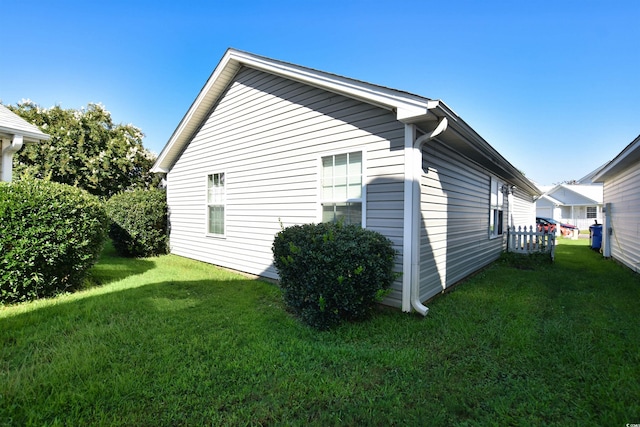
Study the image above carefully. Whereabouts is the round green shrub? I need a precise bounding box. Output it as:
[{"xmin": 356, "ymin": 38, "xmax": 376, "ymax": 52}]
[
  {"xmin": 105, "ymin": 189, "xmax": 168, "ymax": 257},
  {"xmin": 0, "ymin": 179, "xmax": 108, "ymax": 303},
  {"xmin": 272, "ymin": 222, "xmax": 398, "ymax": 330}
]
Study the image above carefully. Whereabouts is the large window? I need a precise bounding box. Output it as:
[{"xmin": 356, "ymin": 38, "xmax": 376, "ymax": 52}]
[
  {"xmin": 490, "ymin": 177, "xmax": 504, "ymax": 238},
  {"xmin": 321, "ymin": 151, "xmax": 363, "ymax": 225},
  {"xmin": 207, "ymin": 172, "xmax": 225, "ymax": 235},
  {"xmin": 587, "ymin": 206, "xmax": 597, "ymax": 219}
]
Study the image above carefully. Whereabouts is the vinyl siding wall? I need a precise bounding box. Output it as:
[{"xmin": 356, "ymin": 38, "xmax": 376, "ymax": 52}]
[
  {"xmin": 603, "ymin": 165, "xmax": 640, "ymax": 272},
  {"xmin": 167, "ymin": 67, "xmax": 406, "ymax": 295},
  {"xmin": 418, "ymin": 142, "xmax": 505, "ymax": 301},
  {"xmin": 510, "ymin": 189, "xmax": 536, "ymax": 228}
]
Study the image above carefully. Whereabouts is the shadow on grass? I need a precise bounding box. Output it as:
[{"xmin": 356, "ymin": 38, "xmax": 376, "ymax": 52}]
[
  {"xmin": 85, "ymin": 240, "xmax": 157, "ymax": 287},
  {"xmin": 0, "ymin": 272, "xmax": 296, "ymax": 425}
]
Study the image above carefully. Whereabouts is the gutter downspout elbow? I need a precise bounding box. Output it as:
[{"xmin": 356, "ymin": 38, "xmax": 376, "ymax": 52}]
[
  {"xmin": 410, "ymin": 117, "xmax": 448, "ymax": 316},
  {"xmin": 1, "ymin": 135, "xmax": 24, "ymax": 182},
  {"xmin": 414, "ymin": 117, "xmax": 448, "ymax": 147},
  {"xmin": 2, "ymin": 134, "xmax": 24, "ymax": 156}
]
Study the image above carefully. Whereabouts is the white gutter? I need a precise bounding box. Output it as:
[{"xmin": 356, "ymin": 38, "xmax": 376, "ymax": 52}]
[
  {"xmin": 1, "ymin": 134, "xmax": 24, "ymax": 182},
  {"xmin": 402, "ymin": 117, "xmax": 448, "ymax": 315}
]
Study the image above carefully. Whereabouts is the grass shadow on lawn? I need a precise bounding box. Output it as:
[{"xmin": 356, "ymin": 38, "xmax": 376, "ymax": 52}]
[
  {"xmin": 1, "ymin": 239, "xmax": 639, "ymax": 426},
  {"xmin": 84, "ymin": 240, "xmax": 156, "ymax": 287}
]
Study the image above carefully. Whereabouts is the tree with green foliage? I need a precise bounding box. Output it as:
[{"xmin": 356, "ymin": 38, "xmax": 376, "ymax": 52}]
[{"xmin": 8, "ymin": 101, "xmax": 159, "ymax": 198}]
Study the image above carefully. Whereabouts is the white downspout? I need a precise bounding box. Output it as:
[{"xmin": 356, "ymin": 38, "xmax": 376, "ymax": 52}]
[
  {"xmin": 1, "ymin": 134, "xmax": 24, "ymax": 182},
  {"xmin": 402, "ymin": 117, "xmax": 448, "ymax": 315},
  {"xmin": 602, "ymin": 202, "xmax": 612, "ymax": 258}
]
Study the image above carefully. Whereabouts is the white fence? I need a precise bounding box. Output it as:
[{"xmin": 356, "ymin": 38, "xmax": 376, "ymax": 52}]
[
  {"xmin": 559, "ymin": 218, "xmax": 602, "ymax": 231},
  {"xmin": 507, "ymin": 226, "xmax": 556, "ymax": 260}
]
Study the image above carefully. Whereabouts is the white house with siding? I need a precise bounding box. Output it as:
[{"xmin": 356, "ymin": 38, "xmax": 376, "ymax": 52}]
[
  {"xmin": 536, "ymin": 183, "xmax": 603, "ymax": 230},
  {"xmin": 152, "ymin": 49, "xmax": 540, "ymax": 314},
  {"xmin": 0, "ymin": 104, "xmax": 50, "ymax": 182},
  {"xmin": 593, "ymin": 134, "xmax": 640, "ymax": 272}
]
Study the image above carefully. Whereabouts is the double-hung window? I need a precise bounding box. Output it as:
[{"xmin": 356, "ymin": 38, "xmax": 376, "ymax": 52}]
[
  {"xmin": 207, "ymin": 172, "xmax": 225, "ymax": 236},
  {"xmin": 321, "ymin": 151, "xmax": 363, "ymax": 225},
  {"xmin": 489, "ymin": 177, "xmax": 504, "ymax": 238},
  {"xmin": 586, "ymin": 206, "xmax": 597, "ymax": 219}
]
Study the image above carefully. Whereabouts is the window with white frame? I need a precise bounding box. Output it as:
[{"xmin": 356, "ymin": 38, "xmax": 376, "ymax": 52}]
[
  {"xmin": 586, "ymin": 206, "xmax": 597, "ymax": 219},
  {"xmin": 321, "ymin": 151, "xmax": 363, "ymax": 225},
  {"xmin": 207, "ymin": 172, "xmax": 225, "ymax": 235},
  {"xmin": 489, "ymin": 177, "xmax": 504, "ymax": 238}
]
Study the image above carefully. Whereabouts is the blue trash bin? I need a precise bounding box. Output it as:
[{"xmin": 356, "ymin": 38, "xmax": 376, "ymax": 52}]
[{"xmin": 590, "ymin": 224, "xmax": 603, "ymax": 250}]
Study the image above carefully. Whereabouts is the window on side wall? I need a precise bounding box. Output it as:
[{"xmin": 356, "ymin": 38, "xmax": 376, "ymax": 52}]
[
  {"xmin": 321, "ymin": 151, "xmax": 363, "ymax": 225},
  {"xmin": 207, "ymin": 172, "xmax": 225, "ymax": 236},
  {"xmin": 489, "ymin": 177, "xmax": 504, "ymax": 238}
]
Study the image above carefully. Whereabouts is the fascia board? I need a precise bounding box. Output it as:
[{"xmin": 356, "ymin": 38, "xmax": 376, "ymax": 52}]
[
  {"xmin": 0, "ymin": 126, "xmax": 50, "ymax": 142},
  {"xmin": 593, "ymin": 134, "xmax": 640, "ymax": 182},
  {"xmin": 231, "ymin": 50, "xmax": 438, "ymax": 121},
  {"xmin": 152, "ymin": 49, "xmax": 242, "ymax": 173},
  {"xmin": 432, "ymin": 102, "xmax": 541, "ymax": 197},
  {"xmin": 152, "ymin": 49, "xmax": 440, "ymax": 173}
]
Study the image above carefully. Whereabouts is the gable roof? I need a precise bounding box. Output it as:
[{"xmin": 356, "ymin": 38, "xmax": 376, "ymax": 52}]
[
  {"xmin": 538, "ymin": 193, "xmax": 563, "ymax": 206},
  {"xmin": 0, "ymin": 104, "xmax": 50, "ymax": 142},
  {"xmin": 593, "ymin": 134, "xmax": 640, "ymax": 182},
  {"xmin": 152, "ymin": 48, "xmax": 539, "ymax": 196},
  {"xmin": 540, "ymin": 183, "xmax": 602, "ymax": 206}
]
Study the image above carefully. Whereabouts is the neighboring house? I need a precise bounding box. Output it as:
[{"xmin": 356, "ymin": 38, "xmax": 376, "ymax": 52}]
[
  {"xmin": 593, "ymin": 134, "xmax": 640, "ymax": 272},
  {"xmin": 152, "ymin": 48, "xmax": 540, "ymax": 314},
  {"xmin": 0, "ymin": 104, "xmax": 50, "ymax": 182},
  {"xmin": 535, "ymin": 183, "xmax": 603, "ymax": 230}
]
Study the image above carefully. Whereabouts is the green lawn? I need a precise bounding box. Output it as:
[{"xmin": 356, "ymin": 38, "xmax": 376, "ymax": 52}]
[{"xmin": 1, "ymin": 239, "xmax": 639, "ymax": 426}]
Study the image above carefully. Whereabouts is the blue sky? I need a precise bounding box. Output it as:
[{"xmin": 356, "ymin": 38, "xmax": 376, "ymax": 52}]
[{"xmin": 2, "ymin": 0, "xmax": 639, "ymax": 185}]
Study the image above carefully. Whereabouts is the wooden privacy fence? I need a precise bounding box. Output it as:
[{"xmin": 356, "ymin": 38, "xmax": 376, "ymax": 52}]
[{"xmin": 507, "ymin": 226, "xmax": 556, "ymax": 260}]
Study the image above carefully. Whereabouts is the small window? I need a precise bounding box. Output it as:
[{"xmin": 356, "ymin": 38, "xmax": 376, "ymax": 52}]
[
  {"xmin": 490, "ymin": 177, "xmax": 504, "ymax": 238},
  {"xmin": 207, "ymin": 172, "xmax": 225, "ymax": 235},
  {"xmin": 321, "ymin": 151, "xmax": 363, "ymax": 225},
  {"xmin": 586, "ymin": 206, "xmax": 597, "ymax": 219}
]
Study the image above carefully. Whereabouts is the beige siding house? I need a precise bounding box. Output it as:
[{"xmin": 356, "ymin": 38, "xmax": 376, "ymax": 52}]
[
  {"xmin": 593, "ymin": 134, "xmax": 640, "ymax": 272},
  {"xmin": 152, "ymin": 49, "xmax": 540, "ymax": 313},
  {"xmin": 0, "ymin": 104, "xmax": 49, "ymax": 182}
]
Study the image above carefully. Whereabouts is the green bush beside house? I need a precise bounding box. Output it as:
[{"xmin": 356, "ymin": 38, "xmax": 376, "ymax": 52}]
[
  {"xmin": 0, "ymin": 179, "xmax": 108, "ymax": 303},
  {"xmin": 105, "ymin": 188, "xmax": 168, "ymax": 258},
  {"xmin": 272, "ymin": 222, "xmax": 398, "ymax": 330}
]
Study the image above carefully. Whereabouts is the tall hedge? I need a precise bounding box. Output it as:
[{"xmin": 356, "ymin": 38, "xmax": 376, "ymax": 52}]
[
  {"xmin": 272, "ymin": 222, "xmax": 398, "ymax": 330},
  {"xmin": 0, "ymin": 179, "xmax": 108, "ymax": 303},
  {"xmin": 105, "ymin": 189, "xmax": 168, "ymax": 257}
]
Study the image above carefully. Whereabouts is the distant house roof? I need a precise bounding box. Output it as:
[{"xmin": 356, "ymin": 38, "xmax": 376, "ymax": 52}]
[
  {"xmin": 152, "ymin": 48, "xmax": 540, "ymax": 196},
  {"xmin": 593, "ymin": 134, "xmax": 640, "ymax": 182},
  {"xmin": 539, "ymin": 183, "xmax": 603, "ymax": 206},
  {"xmin": 538, "ymin": 193, "xmax": 563, "ymax": 206},
  {"xmin": 563, "ymin": 184, "xmax": 603, "ymax": 204},
  {"xmin": 0, "ymin": 104, "xmax": 50, "ymax": 142}
]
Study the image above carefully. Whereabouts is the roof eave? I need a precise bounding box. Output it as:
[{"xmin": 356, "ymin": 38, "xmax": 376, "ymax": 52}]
[
  {"xmin": 593, "ymin": 134, "xmax": 640, "ymax": 182},
  {"xmin": 0, "ymin": 126, "xmax": 50, "ymax": 143},
  {"xmin": 152, "ymin": 48, "xmax": 439, "ymax": 173},
  {"xmin": 429, "ymin": 102, "xmax": 541, "ymax": 197}
]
